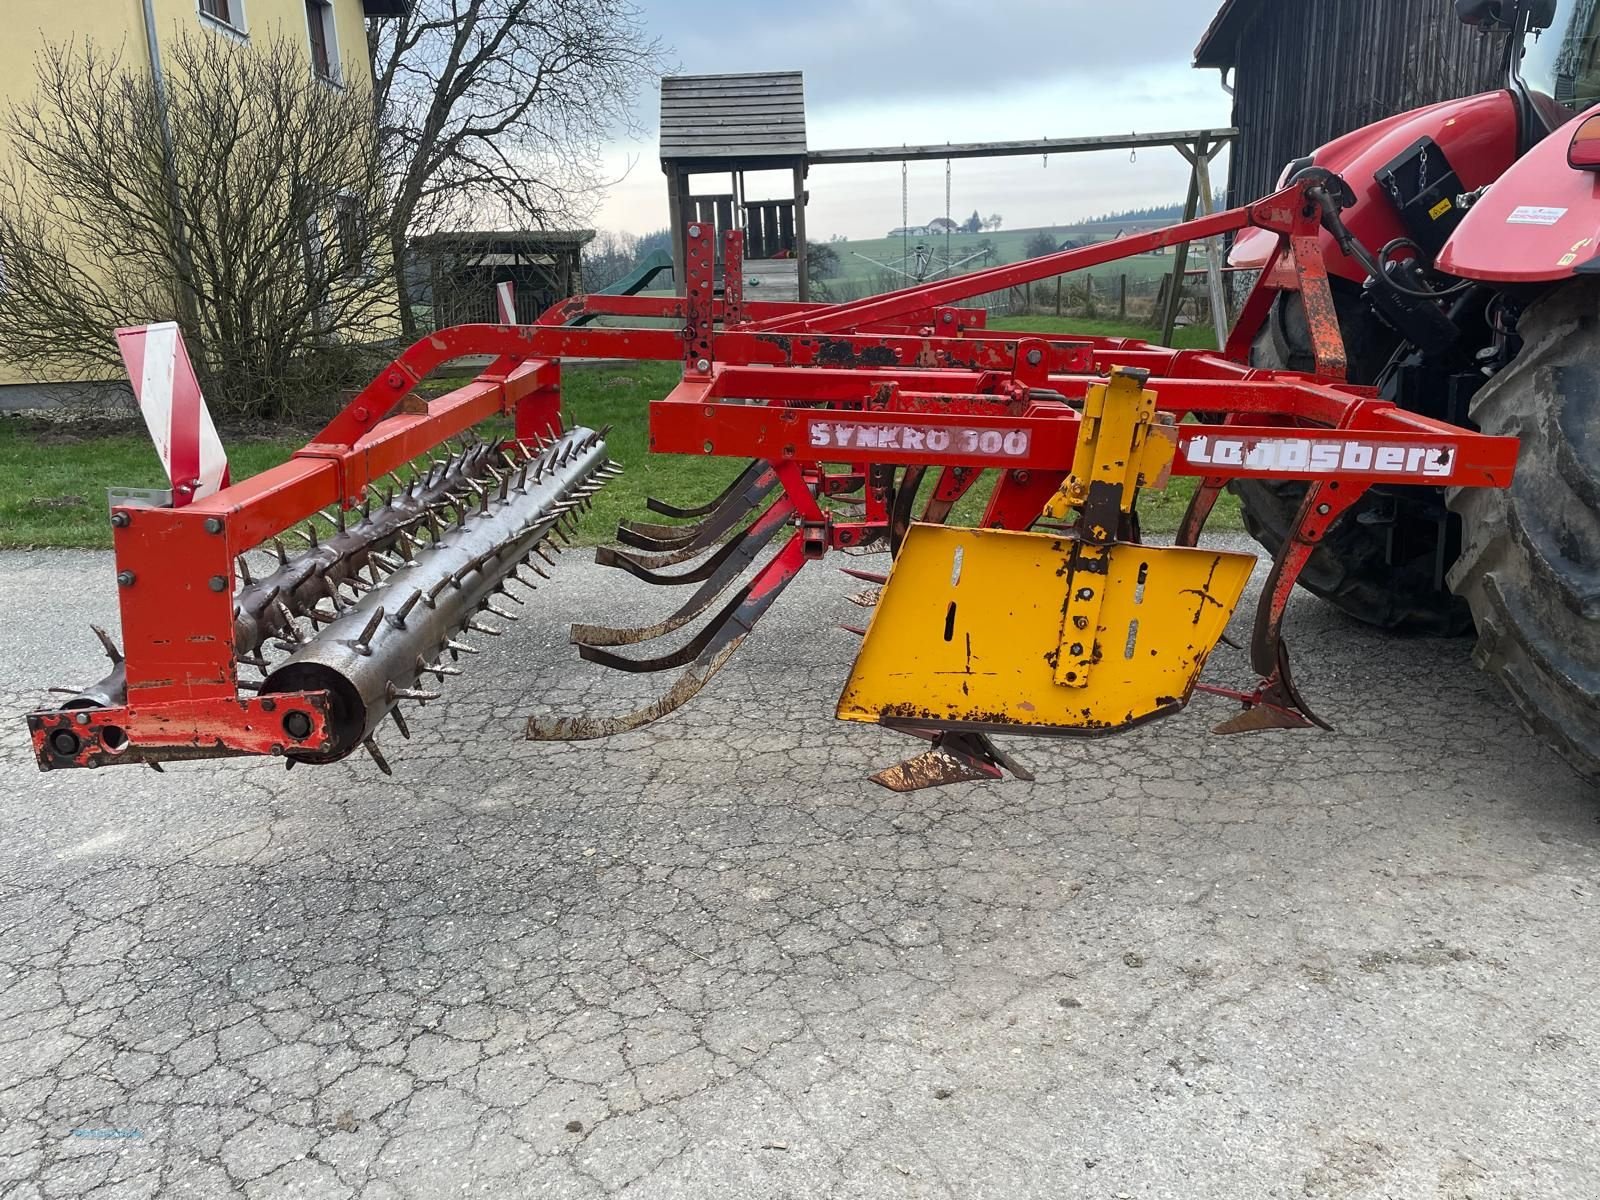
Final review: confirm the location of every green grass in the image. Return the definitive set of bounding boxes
[0,325,1240,547]
[557,362,745,544]
[0,362,740,550]
[0,423,309,548]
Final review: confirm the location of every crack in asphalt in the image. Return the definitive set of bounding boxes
[0,540,1597,1198]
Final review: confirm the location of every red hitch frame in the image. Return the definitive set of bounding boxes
[27,179,1519,772]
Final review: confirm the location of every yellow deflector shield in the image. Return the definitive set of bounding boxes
[837,526,1256,735]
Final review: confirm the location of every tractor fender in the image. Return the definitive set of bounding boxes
[1438,104,1600,283]
[1230,91,1521,286]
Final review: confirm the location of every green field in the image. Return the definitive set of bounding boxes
[812,222,1209,305]
[820,225,1184,290]
[0,316,1236,549]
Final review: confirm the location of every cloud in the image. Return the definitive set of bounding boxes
[591,1,1235,237]
[656,0,1224,112]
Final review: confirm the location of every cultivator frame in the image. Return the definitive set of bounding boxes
[27,177,1520,783]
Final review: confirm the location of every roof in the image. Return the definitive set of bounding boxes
[660,72,807,164]
[1194,0,1264,69]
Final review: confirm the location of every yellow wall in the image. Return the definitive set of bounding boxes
[0,0,378,387]
[2,0,373,93]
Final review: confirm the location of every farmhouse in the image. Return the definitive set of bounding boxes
[0,0,404,405]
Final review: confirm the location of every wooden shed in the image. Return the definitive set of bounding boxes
[660,71,810,301]
[409,230,594,329]
[1195,0,1505,207]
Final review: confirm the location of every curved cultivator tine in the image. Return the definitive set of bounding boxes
[578,583,761,673]
[573,499,796,646]
[593,497,794,588]
[527,534,807,741]
[644,459,767,519]
[527,642,750,741]
[889,465,926,557]
[1209,639,1333,734]
[615,517,707,541]
[597,538,724,571]
[613,466,779,552]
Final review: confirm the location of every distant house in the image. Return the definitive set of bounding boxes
[1114,228,1168,256]
[927,217,960,234]
[888,226,930,238]
[1195,0,1503,206]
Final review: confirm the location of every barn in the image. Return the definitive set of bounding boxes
[1195,0,1506,207]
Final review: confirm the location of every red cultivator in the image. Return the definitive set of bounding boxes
[26,176,1519,788]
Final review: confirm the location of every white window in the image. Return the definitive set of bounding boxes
[197,0,247,37]
[305,0,340,84]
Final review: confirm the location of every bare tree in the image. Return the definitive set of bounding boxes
[368,0,666,335]
[0,36,394,421]
[581,229,641,292]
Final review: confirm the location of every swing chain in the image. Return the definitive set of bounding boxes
[945,154,952,266]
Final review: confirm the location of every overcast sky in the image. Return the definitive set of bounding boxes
[590,0,1235,240]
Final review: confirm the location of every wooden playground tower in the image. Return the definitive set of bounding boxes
[660,72,811,303]
[660,71,1238,341]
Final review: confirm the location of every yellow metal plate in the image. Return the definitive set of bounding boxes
[836,526,1256,735]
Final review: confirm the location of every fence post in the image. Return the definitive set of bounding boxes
[1118,274,1128,320]
[1055,276,1062,317]
[1086,274,1095,318]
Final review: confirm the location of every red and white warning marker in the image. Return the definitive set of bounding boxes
[115,322,229,507]
[496,280,516,325]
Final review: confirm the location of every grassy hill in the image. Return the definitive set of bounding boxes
[814,221,1211,298]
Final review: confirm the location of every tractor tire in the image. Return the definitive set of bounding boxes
[1446,279,1600,785]
[1232,290,1474,635]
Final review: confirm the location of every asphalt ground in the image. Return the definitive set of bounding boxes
[1,536,1597,1199]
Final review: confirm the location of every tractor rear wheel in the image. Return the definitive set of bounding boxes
[1446,279,1600,784]
[1233,290,1474,635]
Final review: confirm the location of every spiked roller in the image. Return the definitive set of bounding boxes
[261,428,609,765]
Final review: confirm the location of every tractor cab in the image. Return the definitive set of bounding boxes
[1461,0,1600,142]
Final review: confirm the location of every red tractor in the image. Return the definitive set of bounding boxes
[1226,0,1600,781]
